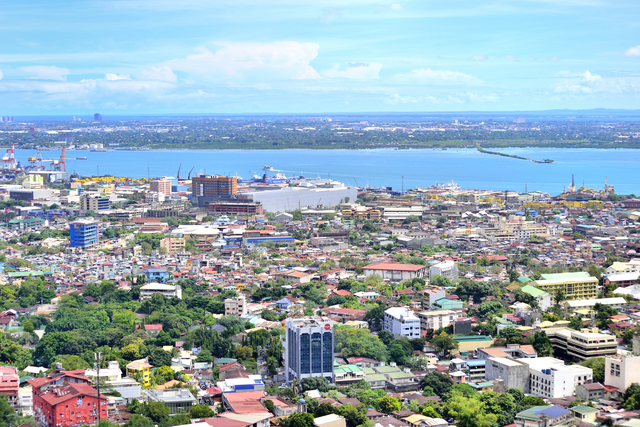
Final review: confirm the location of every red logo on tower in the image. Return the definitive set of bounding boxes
[324,323,331,330]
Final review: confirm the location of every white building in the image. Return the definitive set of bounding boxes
[225,295,247,316]
[416,310,458,331]
[485,356,593,399]
[429,260,458,281]
[139,283,182,301]
[524,357,593,399]
[85,361,142,401]
[383,307,421,339]
[362,263,427,281]
[604,355,640,392]
[354,292,380,300]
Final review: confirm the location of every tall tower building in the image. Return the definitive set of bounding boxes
[190,174,238,207]
[94,113,103,122]
[150,177,172,196]
[285,316,334,384]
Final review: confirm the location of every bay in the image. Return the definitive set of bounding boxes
[10,147,640,195]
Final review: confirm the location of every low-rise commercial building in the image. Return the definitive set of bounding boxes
[362,263,427,281]
[139,283,182,300]
[429,260,458,281]
[545,328,617,361]
[144,388,196,414]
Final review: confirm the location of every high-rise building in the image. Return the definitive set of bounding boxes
[150,177,172,196]
[69,219,98,248]
[285,316,334,384]
[191,174,238,207]
[94,113,102,122]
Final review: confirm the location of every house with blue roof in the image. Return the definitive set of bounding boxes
[143,267,170,282]
[276,298,293,310]
[515,405,571,427]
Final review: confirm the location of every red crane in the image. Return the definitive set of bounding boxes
[1,144,17,170]
[51,147,66,172]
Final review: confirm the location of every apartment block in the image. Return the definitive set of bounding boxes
[225,295,247,316]
[532,272,598,300]
[416,309,458,331]
[384,307,421,339]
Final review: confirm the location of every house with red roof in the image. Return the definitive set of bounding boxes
[27,368,107,427]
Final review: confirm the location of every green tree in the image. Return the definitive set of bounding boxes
[420,372,453,398]
[378,396,401,414]
[189,404,214,418]
[334,327,388,361]
[528,331,554,357]
[195,349,214,363]
[283,412,315,427]
[125,415,155,427]
[264,399,275,414]
[580,357,605,383]
[430,332,459,358]
[291,210,303,221]
[444,394,497,427]
[142,401,170,422]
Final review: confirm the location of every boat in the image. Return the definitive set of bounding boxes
[76,157,87,160]
[429,181,461,191]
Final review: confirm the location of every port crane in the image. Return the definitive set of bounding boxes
[0,144,18,170]
[50,147,66,172]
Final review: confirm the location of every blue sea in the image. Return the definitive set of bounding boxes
[10,147,640,195]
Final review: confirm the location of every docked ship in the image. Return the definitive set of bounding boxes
[428,181,461,191]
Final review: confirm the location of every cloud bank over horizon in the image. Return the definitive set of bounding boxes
[1,0,639,114]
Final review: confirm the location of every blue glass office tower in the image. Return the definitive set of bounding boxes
[69,219,98,248]
[285,316,334,384]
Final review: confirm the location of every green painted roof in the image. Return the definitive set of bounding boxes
[334,364,363,374]
[8,271,44,277]
[518,276,532,283]
[570,406,598,414]
[453,335,493,342]
[521,284,549,298]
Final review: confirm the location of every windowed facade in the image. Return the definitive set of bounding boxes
[285,317,334,384]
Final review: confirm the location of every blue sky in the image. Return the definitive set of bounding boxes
[1,0,640,114]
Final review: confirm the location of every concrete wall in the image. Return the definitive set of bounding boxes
[485,358,529,391]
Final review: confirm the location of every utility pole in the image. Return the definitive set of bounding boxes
[95,352,103,424]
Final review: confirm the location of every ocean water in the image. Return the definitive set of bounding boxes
[10,147,640,195]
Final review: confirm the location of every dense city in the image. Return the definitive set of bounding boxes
[1,114,640,150]
[1,162,640,427]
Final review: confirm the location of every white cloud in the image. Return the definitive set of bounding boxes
[555,70,640,94]
[505,55,520,62]
[19,65,69,81]
[390,3,404,11]
[624,45,640,57]
[105,73,131,81]
[168,41,321,82]
[0,71,2,80]
[140,65,178,83]
[393,68,482,85]
[471,55,488,61]
[323,63,382,79]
